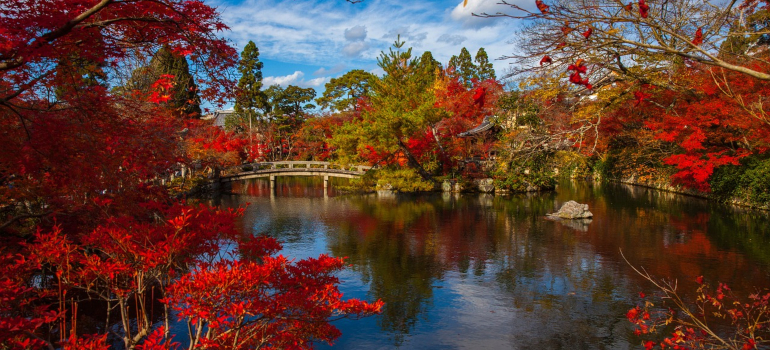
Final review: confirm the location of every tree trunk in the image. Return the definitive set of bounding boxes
[398,139,432,181]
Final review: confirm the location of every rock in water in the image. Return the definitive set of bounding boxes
[547,200,593,219]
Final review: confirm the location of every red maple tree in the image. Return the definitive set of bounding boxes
[432,74,503,175]
[0,1,382,349]
[643,63,770,191]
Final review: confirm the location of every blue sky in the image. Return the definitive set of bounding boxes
[211,0,528,95]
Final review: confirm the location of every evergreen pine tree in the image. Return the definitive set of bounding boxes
[417,51,443,83]
[268,85,316,133]
[474,47,496,81]
[233,41,269,129]
[332,36,442,180]
[124,46,201,117]
[316,69,375,112]
[448,47,477,87]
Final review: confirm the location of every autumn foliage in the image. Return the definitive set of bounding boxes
[628,274,769,349]
[589,62,770,192]
[646,64,770,192]
[505,53,770,195]
[432,74,503,174]
[1,0,381,349]
[166,253,382,349]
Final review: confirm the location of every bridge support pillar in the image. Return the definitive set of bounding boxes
[323,175,329,190]
[269,175,276,190]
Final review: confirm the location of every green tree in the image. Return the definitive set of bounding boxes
[332,36,443,180]
[448,47,477,87]
[54,54,108,99]
[474,47,496,81]
[417,51,443,82]
[233,41,269,130]
[264,84,316,159]
[267,85,316,127]
[316,69,375,112]
[125,45,201,117]
[719,10,770,58]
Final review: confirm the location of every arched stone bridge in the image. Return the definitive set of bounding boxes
[218,161,373,189]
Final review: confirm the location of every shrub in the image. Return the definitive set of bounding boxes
[493,154,557,192]
[738,157,770,206]
[710,155,770,207]
[375,168,435,192]
[552,150,591,178]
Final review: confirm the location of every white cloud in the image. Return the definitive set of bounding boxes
[450,0,511,28]
[307,77,329,87]
[342,41,370,57]
[437,33,467,45]
[313,63,347,76]
[381,26,427,45]
[263,71,329,88]
[214,0,522,77]
[263,71,304,86]
[411,31,428,43]
[344,25,368,41]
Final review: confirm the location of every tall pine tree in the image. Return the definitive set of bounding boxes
[316,69,375,112]
[267,84,316,133]
[474,48,496,81]
[125,46,201,117]
[233,41,269,129]
[417,51,443,85]
[332,37,442,180]
[448,47,477,87]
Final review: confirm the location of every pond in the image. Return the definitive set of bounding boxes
[215,178,770,349]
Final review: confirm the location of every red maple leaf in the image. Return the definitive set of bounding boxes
[567,59,588,74]
[634,90,651,105]
[692,27,703,46]
[639,0,650,18]
[473,87,485,104]
[569,72,583,84]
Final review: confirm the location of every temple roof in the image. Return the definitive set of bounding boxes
[457,115,495,137]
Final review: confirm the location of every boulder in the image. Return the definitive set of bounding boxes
[474,178,495,193]
[442,180,453,192]
[547,200,593,219]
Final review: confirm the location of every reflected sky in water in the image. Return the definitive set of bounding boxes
[215,178,770,349]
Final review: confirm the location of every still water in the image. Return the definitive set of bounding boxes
[216,178,770,349]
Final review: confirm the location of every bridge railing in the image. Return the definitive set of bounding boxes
[223,161,373,176]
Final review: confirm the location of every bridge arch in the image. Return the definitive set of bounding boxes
[218,161,373,189]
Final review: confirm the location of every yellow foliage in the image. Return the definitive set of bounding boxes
[432,71,449,94]
[519,75,563,102]
[570,84,626,123]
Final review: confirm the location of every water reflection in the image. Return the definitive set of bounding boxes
[215,179,770,349]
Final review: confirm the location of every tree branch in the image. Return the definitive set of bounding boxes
[0,211,52,232]
[0,0,114,71]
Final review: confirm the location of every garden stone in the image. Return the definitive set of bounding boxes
[547,200,593,219]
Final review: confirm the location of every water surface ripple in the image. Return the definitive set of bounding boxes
[216,178,770,349]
